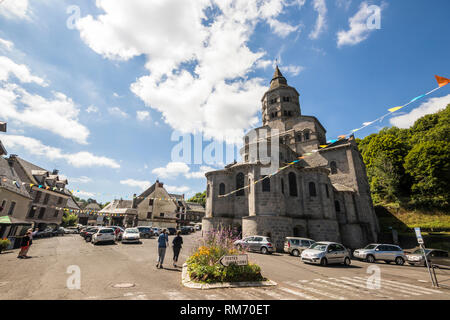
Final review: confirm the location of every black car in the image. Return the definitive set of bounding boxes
[180,226,190,235]
[35,228,53,238]
[84,227,99,242]
[167,228,177,235]
[51,227,65,237]
[137,227,154,239]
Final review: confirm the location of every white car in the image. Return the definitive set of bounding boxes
[122,228,141,244]
[92,228,116,245]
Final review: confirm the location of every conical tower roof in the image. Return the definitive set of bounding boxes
[270,65,288,89]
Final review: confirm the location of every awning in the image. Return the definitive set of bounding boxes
[0,215,32,225]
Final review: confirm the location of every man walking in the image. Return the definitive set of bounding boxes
[172,230,183,267]
[156,228,169,269]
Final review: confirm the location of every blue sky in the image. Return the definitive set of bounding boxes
[0,0,449,203]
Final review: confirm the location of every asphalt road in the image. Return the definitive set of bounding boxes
[0,233,449,300]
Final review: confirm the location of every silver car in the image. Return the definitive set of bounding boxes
[301,242,351,266]
[407,248,449,267]
[353,244,406,265]
[234,236,275,254]
[284,237,315,256]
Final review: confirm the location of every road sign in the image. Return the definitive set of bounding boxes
[219,254,248,267]
[415,227,424,244]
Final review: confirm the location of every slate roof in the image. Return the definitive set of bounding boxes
[84,202,102,210]
[186,202,205,213]
[0,157,31,199]
[66,196,81,210]
[99,199,136,215]
[135,183,156,206]
[332,183,355,192]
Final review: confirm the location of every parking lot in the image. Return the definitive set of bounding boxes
[0,232,449,300]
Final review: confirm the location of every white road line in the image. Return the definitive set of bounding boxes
[204,292,232,300]
[285,281,347,300]
[379,278,443,294]
[165,290,189,300]
[256,289,291,300]
[278,287,319,300]
[344,277,423,296]
[352,277,428,296]
[328,278,402,299]
[308,280,361,297]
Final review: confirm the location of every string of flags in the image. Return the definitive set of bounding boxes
[218,74,450,197]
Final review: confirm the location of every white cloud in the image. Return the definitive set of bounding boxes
[152,162,190,179]
[0,56,47,86]
[0,134,121,169]
[108,106,129,118]
[136,110,150,121]
[86,105,99,113]
[0,38,14,51]
[389,94,450,129]
[337,2,382,47]
[185,166,215,179]
[75,0,299,143]
[309,0,327,39]
[336,0,352,10]
[267,18,300,38]
[280,65,304,76]
[0,0,30,20]
[73,190,96,198]
[165,185,191,194]
[120,179,151,191]
[0,84,90,144]
[69,176,92,184]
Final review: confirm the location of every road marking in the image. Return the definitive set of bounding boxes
[328,278,399,299]
[380,278,442,294]
[352,277,428,296]
[308,280,361,298]
[341,277,422,296]
[278,287,319,300]
[165,290,189,300]
[285,281,347,300]
[255,289,291,300]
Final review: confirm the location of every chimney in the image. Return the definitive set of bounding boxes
[52,169,59,175]
[132,193,137,208]
[0,122,6,132]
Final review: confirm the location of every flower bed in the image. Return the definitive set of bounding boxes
[0,238,11,253]
[186,228,265,284]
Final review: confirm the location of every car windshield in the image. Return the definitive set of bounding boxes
[310,243,327,251]
[126,229,138,233]
[412,249,431,255]
[364,244,378,249]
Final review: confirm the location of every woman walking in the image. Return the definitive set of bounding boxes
[156,229,169,269]
[172,230,183,267]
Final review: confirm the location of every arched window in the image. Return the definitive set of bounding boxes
[309,182,317,197]
[296,134,302,142]
[262,176,270,192]
[304,130,310,140]
[236,173,245,196]
[330,161,337,174]
[219,183,225,196]
[335,200,341,212]
[281,178,285,194]
[289,172,298,196]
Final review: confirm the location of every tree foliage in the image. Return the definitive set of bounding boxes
[188,191,206,207]
[358,104,450,209]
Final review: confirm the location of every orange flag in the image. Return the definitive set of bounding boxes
[435,75,450,88]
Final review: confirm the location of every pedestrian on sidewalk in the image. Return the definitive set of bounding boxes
[172,230,183,267]
[17,229,37,259]
[156,228,169,269]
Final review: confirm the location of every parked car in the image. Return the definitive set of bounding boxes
[137,226,154,238]
[64,227,79,234]
[51,227,65,237]
[187,226,195,233]
[301,242,352,266]
[152,227,162,235]
[407,248,449,267]
[84,227,100,242]
[180,226,190,235]
[122,228,141,244]
[284,237,315,256]
[80,227,97,239]
[195,224,202,231]
[92,228,116,245]
[353,244,406,265]
[35,228,53,238]
[167,227,177,235]
[109,226,124,241]
[234,236,274,254]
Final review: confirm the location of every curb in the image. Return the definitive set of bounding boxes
[181,263,277,290]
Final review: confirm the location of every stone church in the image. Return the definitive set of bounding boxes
[203,66,379,251]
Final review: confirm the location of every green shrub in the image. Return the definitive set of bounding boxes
[0,238,11,251]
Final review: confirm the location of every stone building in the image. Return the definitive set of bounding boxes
[203,67,379,251]
[7,155,71,230]
[99,199,137,228]
[133,180,178,228]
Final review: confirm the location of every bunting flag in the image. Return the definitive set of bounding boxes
[436,75,450,88]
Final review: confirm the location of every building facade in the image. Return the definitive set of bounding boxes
[203,67,379,251]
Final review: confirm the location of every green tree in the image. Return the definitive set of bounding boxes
[61,213,78,227]
[188,191,206,207]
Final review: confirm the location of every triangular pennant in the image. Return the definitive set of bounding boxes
[388,106,403,113]
[435,75,450,88]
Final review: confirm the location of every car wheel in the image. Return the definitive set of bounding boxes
[366,255,375,263]
[292,249,300,257]
[320,258,328,267]
[344,257,351,266]
[261,247,268,255]
[395,257,405,266]
[85,236,91,242]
